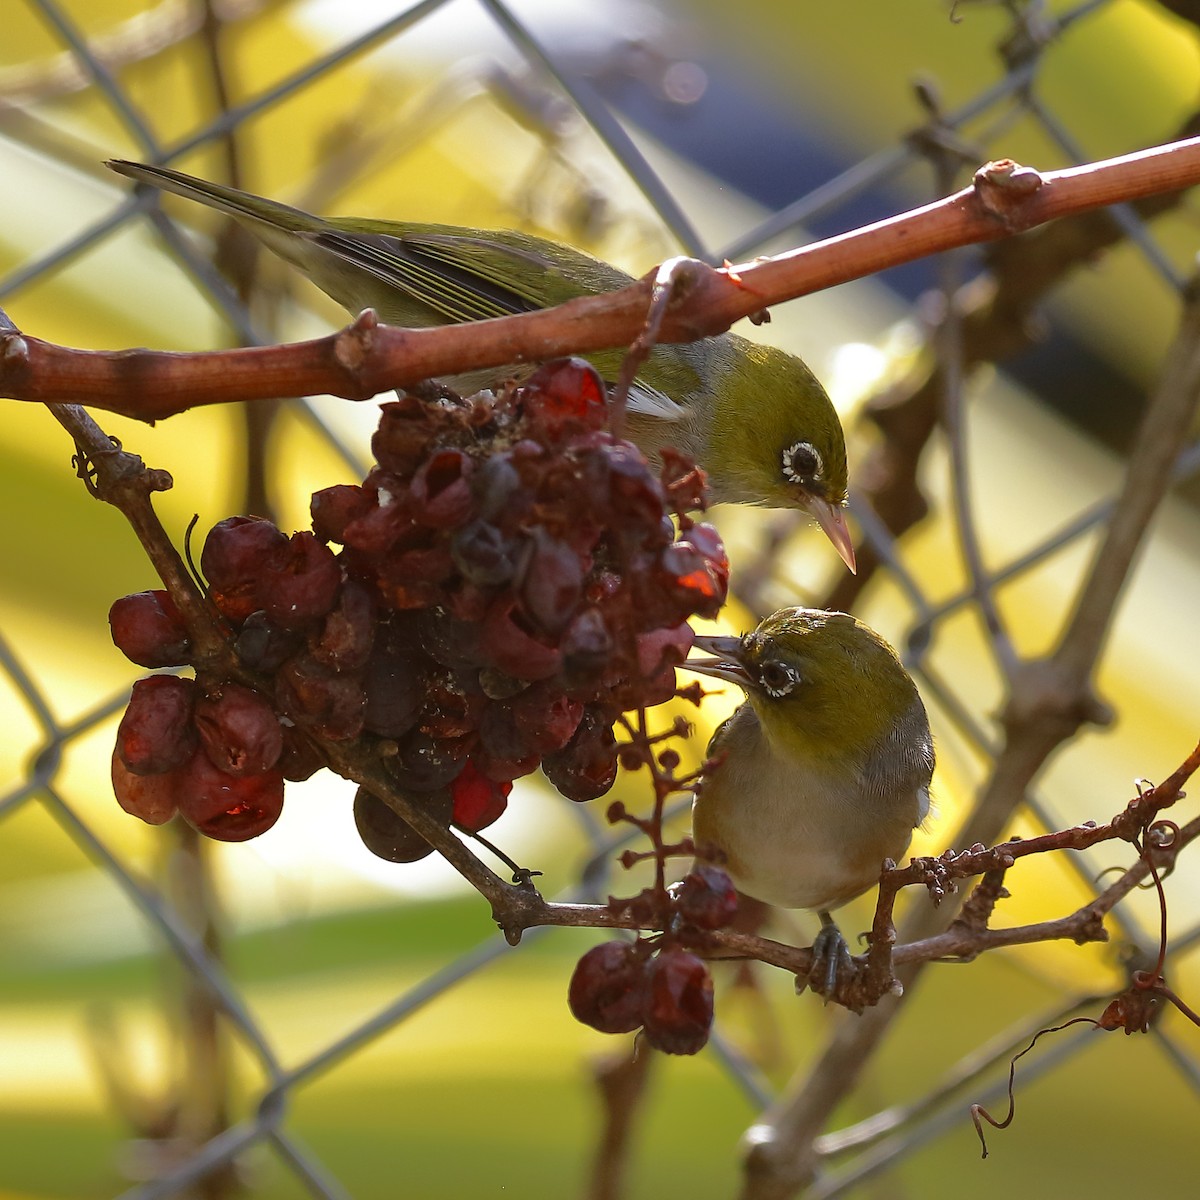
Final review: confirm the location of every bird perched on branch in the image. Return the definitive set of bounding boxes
[686,606,934,992]
[106,159,855,570]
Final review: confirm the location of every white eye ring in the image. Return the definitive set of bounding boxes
[782,440,822,485]
[757,660,800,698]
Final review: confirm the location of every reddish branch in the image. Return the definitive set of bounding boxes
[3,139,1200,418]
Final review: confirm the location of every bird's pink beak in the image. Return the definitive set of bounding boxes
[807,498,856,574]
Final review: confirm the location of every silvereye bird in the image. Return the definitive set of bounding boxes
[106,159,855,570]
[686,607,934,989]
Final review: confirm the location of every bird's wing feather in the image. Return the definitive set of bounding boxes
[313,228,690,422]
[311,230,545,323]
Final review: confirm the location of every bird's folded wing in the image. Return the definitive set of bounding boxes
[312,230,542,323]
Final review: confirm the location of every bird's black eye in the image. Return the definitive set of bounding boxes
[781,440,822,486]
[756,659,799,698]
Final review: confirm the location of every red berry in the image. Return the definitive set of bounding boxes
[659,533,728,621]
[193,681,283,776]
[605,444,667,530]
[472,748,542,782]
[421,670,485,739]
[201,516,287,623]
[342,473,415,556]
[642,948,714,1055]
[674,864,739,930]
[635,622,695,677]
[116,675,198,775]
[509,684,583,757]
[108,590,191,668]
[481,598,561,681]
[111,748,178,825]
[478,699,536,765]
[311,484,372,544]
[521,357,608,440]
[560,607,613,678]
[173,749,284,841]
[261,532,342,631]
[377,540,456,608]
[416,606,488,671]
[410,448,475,528]
[450,760,512,833]
[515,529,584,636]
[567,941,648,1034]
[542,708,618,802]
[372,395,454,478]
[309,580,376,672]
[275,652,365,740]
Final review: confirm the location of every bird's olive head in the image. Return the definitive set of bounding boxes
[707,342,854,571]
[687,607,920,759]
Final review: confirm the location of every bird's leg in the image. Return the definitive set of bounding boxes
[809,911,855,1001]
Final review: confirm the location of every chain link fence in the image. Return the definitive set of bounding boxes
[2,1,1199,1197]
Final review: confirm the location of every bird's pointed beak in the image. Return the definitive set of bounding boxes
[806,498,857,574]
[686,634,750,688]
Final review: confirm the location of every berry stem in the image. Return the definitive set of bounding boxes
[49,403,230,666]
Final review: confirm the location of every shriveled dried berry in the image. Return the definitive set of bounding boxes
[362,643,426,738]
[642,948,714,1055]
[410,448,474,527]
[278,727,325,782]
[568,941,648,1034]
[175,750,285,842]
[193,681,283,776]
[261,532,342,631]
[542,708,618,802]
[234,611,301,673]
[311,483,372,544]
[309,579,376,671]
[674,864,739,930]
[521,357,608,441]
[116,675,197,775]
[111,748,179,825]
[201,516,287,623]
[275,652,365,740]
[387,729,471,793]
[109,590,191,668]
[451,520,518,587]
[481,598,561,681]
[515,529,584,636]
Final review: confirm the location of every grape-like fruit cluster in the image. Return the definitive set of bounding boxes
[566,865,738,1054]
[569,940,715,1055]
[108,359,729,858]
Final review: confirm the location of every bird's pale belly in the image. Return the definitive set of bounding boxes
[691,754,918,912]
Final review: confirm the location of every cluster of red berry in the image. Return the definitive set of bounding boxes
[567,864,738,1054]
[108,359,730,865]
